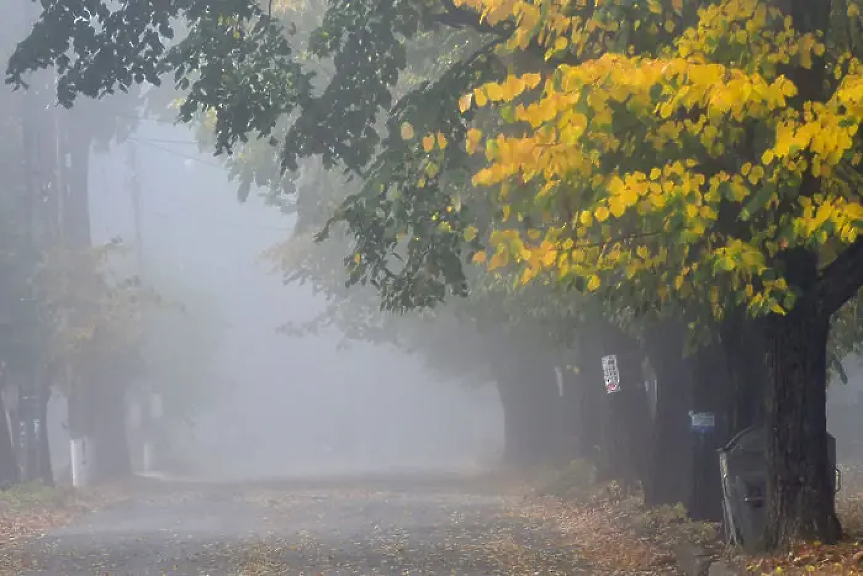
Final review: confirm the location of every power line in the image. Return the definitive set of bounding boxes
[141,205,294,233]
[128,136,200,146]
[129,138,223,168]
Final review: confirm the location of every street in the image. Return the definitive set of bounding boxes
[9,474,589,575]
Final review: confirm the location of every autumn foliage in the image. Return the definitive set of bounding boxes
[436,0,863,322]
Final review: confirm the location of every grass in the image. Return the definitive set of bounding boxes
[0,483,72,514]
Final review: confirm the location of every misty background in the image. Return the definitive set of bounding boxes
[43,118,504,482]
[33,113,863,481]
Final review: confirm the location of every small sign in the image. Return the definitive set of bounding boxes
[690,411,716,433]
[601,355,620,394]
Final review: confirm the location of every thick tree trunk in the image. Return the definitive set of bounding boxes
[576,322,651,492]
[496,362,566,468]
[36,387,53,486]
[764,300,841,547]
[720,312,766,435]
[688,342,727,521]
[643,322,692,507]
[603,385,651,495]
[575,336,613,477]
[0,391,19,488]
[643,368,690,506]
[88,380,131,482]
[565,363,604,462]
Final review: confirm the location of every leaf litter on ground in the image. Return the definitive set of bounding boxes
[739,462,863,575]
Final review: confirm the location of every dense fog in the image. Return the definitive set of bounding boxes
[41,119,503,482]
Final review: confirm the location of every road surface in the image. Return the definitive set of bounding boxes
[10,474,592,575]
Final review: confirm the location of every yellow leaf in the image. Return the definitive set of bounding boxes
[587,275,601,291]
[437,132,448,149]
[609,196,626,217]
[400,122,415,140]
[540,248,557,267]
[458,93,473,113]
[466,128,482,154]
[523,73,542,89]
[474,88,488,107]
[463,226,478,242]
[488,250,508,270]
[595,206,610,222]
[485,83,504,101]
[422,135,435,152]
[472,250,487,264]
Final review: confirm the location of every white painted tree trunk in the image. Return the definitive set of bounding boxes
[69,437,89,488]
[143,441,154,474]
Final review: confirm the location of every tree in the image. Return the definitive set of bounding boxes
[445,0,863,546]
[136,271,229,472]
[3,0,672,498]
[36,242,159,480]
[13,0,863,547]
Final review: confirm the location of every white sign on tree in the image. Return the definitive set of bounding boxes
[601,355,621,394]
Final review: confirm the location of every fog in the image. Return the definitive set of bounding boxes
[45,118,504,482]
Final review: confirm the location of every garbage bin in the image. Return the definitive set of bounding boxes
[718,426,838,552]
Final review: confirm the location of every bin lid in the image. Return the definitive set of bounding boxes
[718,425,836,458]
[718,425,765,456]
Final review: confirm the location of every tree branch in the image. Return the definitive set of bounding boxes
[431,0,513,36]
[817,236,863,316]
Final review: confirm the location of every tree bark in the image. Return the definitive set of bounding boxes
[764,298,841,547]
[603,384,651,495]
[36,386,53,486]
[643,322,692,507]
[688,342,727,522]
[720,312,766,435]
[88,379,132,482]
[565,362,604,463]
[0,391,19,488]
[496,361,566,468]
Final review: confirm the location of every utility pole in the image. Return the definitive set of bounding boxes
[127,141,158,474]
[128,142,144,272]
[18,5,43,483]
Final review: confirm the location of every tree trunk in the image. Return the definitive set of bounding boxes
[643,322,692,507]
[577,322,650,491]
[88,380,131,482]
[0,391,19,488]
[36,386,53,486]
[603,385,651,495]
[764,300,841,548]
[720,312,766,435]
[563,362,604,462]
[688,342,727,522]
[496,362,565,468]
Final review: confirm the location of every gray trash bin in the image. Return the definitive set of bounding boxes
[718,426,838,552]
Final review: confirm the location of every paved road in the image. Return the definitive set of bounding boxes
[12,474,589,575]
